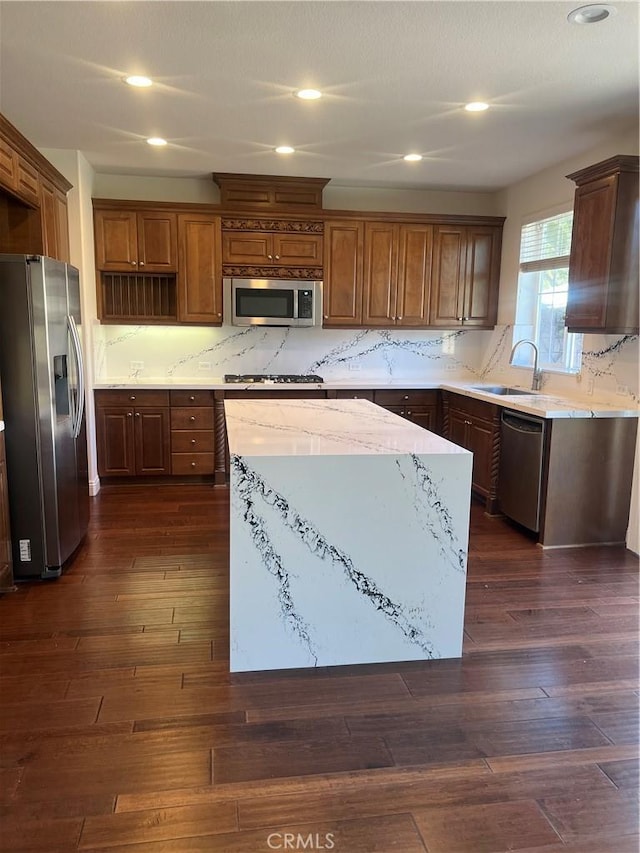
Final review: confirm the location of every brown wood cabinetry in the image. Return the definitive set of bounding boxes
[221,218,323,279]
[430,225,502,328]
[170,390,215,476]
[0,112,72,262]
[442,391,500,511]
[94,209,177,272]
[177,213,223,324]
[95,390,170,477]
[363,223,432,326]
[212,173,329,212]
[565,155,639,334]
[323,220,364,325]
[374,389,440,432]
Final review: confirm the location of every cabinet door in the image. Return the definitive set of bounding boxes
[134,408,171,475]
[466,417,494,495]
[96,407,135,476]
[0,433,13,586]
[137,212,177,272]
[463,226,500,327]
[363,222,397,325]
[95,211,138,271]
[0,138,17,192]
[565,175,617,330]
[430,226,466,326]
[323,220,364,325]
[272,233,323,266]
[447,408,469,449]
[396,224,432,326]
[15,156,39,206]
[178,214,222,323]
[222,232,271,264]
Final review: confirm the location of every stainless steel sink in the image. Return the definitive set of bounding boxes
[470,385,536,396]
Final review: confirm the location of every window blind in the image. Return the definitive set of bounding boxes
[519,211,573,273]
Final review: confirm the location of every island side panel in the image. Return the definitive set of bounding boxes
[229,451,472,672]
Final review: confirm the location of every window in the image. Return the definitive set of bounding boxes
[513,209,582,373]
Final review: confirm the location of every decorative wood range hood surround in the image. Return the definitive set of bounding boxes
[211,172,330,212]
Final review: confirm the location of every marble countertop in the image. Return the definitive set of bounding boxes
[224,398,471,457]
[93,376,640,419]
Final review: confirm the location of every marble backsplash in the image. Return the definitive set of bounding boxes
[93,322,638,401]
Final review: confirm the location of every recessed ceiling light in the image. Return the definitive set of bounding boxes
[146,137,167,146]
[403,154,423,162]
[275,146,295,154]
[567,3,616,23]
[295,89,322,100]
[464,102,489,112]
[124,75,153,88]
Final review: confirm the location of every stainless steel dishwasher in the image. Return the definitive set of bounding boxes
[498,410,547,532]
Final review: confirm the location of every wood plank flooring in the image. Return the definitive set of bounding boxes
[0,483,638,852]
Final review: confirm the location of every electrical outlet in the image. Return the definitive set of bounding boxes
[198,362,212,371]
[130,361,144,371]
[586,378,594,396]
[445,364,457,371]
[616,384,629,396]
[348,362,361,371]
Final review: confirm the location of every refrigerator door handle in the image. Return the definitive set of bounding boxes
[67,314,85,440]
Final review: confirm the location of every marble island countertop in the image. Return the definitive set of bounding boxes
[93,376,640,419]
[225,398,470,457]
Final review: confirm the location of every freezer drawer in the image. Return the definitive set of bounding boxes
[498,410,546,532]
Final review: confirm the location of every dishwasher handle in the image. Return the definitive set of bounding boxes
[501,411,545,434]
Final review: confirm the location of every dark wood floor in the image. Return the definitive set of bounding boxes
[0,484,638,852]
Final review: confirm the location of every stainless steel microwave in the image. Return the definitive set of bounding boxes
[224,278,322,327]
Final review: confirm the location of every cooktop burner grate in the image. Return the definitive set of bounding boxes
[224,374,324,384]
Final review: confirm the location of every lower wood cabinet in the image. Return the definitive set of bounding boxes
[442,391,500,511]
[170,390,215,475]
[95,390,171,477]
[0,412,13,588]
[329,388,440,433]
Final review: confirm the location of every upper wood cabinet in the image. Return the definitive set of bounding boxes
[0,112,72,262]
[177,213,223,324]
[430,224,502,328]
[565,155,639,334]
[222,229,322,268]
[362,222,432,326]
[323,220,364,325]
[94,209,178,272]
[212,173,329,212]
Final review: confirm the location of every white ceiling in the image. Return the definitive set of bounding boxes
[0,1,638,192]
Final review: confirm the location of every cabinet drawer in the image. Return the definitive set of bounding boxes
[95,389,170,407]
[445,392,497,422]
[334,390,375,401]
[374,389,438,406]
[170,390,215,407]
[171,452,215,475]
[171,431,214,453]
[170,407,214,430]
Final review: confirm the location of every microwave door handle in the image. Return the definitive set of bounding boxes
[292,289,299,320]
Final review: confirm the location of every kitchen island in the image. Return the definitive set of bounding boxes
[225,398,472,672]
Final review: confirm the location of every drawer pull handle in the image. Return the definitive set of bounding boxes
[189,395,195,401]
[129,395,136,401]
[189,416,196,422]
[191,439,196,445]
[191,461,196,468]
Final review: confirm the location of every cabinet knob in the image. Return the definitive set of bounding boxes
[457,316,463,322]
[354,395,359,399]
[323,315,329,319]
[189,416,196,422]
[403,395,409,400]
[397,316,402,320]
[189,395,195,401]
[135,412,140,418]
[217,313,222,318]
[407,410,412,416]
[131,261,137,266]
[275,254,280,260]
[191,439,196,445]
[129,395,136,401]
[127,412,132,417]
[267,254,273,260]
[191,461,196,468]
[139,261,145,267]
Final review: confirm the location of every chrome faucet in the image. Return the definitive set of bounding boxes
[509,340,543,391]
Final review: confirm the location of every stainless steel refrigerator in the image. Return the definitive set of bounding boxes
[0,255,89,579]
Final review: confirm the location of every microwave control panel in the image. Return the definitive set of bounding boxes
[298,289,313,319]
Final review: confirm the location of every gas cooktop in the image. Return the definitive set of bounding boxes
[224,374,324,384]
